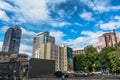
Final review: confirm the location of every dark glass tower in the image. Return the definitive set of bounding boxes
[2,25,22,54]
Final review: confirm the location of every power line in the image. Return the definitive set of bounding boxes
[90,0,100,14]
[67,36,101,46]
[90,0,104,21]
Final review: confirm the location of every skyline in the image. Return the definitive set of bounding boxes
[0,0,120,57]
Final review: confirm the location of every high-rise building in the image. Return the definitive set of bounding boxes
[97,32,120,52]
[33,32,55,57]
[34,43,73,72]
[2,25,22,54]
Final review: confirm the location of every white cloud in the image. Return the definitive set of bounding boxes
[68,31,104,48]
[79,0,120,13]
[51,21,71,27]
[58,22,71,27]
[48,0,66,4]
[71,29,76,33]
[50,30,66,44]
[100,21,120,30]
[0,0,67,29]
[50,30,104,49]
[20,27,36,58]
[9,0,66,26]
[79,11,94,21]
[21,27,36,37]
[81,31,104,38]
[57,9,66,18]
[0,26,9,33]
[0,0,14,11]
[115,16,120,20]
[13,0,50,23]
[19,44,32,57]
[74,22,83,26]
[0,42,3,51]
[0,10,10,22]
[20,27,37,50]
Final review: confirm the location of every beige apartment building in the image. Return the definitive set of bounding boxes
[73,48,85,57]
[34,43,73,72]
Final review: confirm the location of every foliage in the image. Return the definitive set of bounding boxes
[73,45,120,72]
[108,51,120,72]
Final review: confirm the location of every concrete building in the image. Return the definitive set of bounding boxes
[28,58,55,78]
[33,32,55,58]
[34,43,73,72]
[60,45,73,72]
[0,51,28,63]
[0,51,11,63]
[2,25,22,54]
[97,32,120,52]
[0,51,29,79]
[73,48,85,57]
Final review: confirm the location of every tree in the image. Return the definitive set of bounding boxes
[108,51,120,72]
[84,45,97,54]
[73,54,86,71]
[99,46,116,71]
[73,45,120,72]
[84,45,98,71]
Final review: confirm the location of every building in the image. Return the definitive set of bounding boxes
[2,25,22,54]
[33,32,55,57]
[97,32,120,52]
[0,51,11,63]
[28,58,55,78]
[0,51,29,79]
[60,45,73,72]
[34,43,73,72]
[73,48,85,57]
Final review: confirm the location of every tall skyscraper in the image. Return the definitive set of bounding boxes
[33,32,55,57]
[2,25,22,54]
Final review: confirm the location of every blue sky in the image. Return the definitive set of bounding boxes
[0,0,120,57]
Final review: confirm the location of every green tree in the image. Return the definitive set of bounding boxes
[84,45,97,54]
[99,46,116,71]
[74,54,86,71]
[108,51,120,72]
[84,45,98,71]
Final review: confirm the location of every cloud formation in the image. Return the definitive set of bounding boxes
[80,0,120,13]
[0,42,3,51]
[0,26,9,33]
[99,16,120,30]
[0,10,9,22]
[79,11,95,21]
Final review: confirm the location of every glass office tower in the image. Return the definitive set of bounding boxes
[2,25,22,54]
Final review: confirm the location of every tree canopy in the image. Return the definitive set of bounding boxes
[73,44,120,72]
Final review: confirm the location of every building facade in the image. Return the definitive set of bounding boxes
[0,51,29,79]
[2,25,22,54]
[34,43,73,72]
[28,58,55,78]
[73,48,85,57]
[97,32,120,52]
[33,32,55,57]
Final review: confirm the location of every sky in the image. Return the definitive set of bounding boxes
[0,0,120,57]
